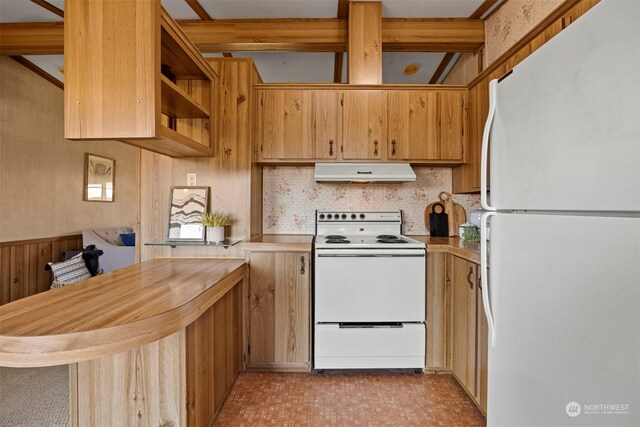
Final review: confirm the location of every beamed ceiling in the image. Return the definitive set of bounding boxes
[0,0,503,85]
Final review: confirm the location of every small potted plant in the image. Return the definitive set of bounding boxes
[200,212,234,244]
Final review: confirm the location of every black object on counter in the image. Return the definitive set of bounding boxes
[429,203,449,237]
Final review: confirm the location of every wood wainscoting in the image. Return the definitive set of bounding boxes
[0,235,82,306]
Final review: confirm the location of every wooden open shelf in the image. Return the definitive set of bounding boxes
[161,75,210,118]
[65,2,217,157]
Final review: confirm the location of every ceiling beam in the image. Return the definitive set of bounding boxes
[429,52,456,84]
[185,0,211,20]
[183,0,233,58]
[30,0,64,19]
[428,0,499,84]
[348,1,382,84]
[0,18,484,55]
[333,0,349,83]
[10,56,64,89]
[0,22,64,55]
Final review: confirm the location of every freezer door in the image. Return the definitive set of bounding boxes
[487,0,640,212]
[486,213,640,426]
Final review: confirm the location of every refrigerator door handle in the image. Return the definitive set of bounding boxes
[481,211,496,346]
[481,79,498,212]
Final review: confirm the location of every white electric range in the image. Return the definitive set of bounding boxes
[313,210,426,370]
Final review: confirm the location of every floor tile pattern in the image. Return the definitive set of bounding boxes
[214,371,486,426]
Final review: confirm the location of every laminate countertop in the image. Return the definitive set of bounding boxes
[241,234,314,252]
[241,234,479,264]
[409,236,480,264]
[0,258,246,368]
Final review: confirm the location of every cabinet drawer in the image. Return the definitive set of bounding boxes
[314,323,425,369]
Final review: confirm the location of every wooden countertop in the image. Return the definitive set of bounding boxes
[241,234,314,252]
[0,258,246,368]
[409,236,480,264]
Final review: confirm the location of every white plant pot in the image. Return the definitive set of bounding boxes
[206,226,225,243]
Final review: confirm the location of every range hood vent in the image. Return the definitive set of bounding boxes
[314,163,416,183]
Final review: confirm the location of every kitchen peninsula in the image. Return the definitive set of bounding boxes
[0,258,246,426]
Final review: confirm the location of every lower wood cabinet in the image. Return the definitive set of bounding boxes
[450,255,478,394]
[475,268,489,412]
[247,251,311,371]
[426,252,487,414]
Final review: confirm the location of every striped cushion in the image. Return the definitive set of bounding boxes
[48,253,91,288]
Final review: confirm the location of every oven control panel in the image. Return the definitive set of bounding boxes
[316,210,402,222]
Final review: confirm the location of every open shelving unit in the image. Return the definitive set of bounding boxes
[65,2,217,158]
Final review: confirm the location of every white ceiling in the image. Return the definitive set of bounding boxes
[23,55,65,82]
[0,0,62,22]
[3,0,487,84]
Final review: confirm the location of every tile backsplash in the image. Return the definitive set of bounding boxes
[263,166,480,235]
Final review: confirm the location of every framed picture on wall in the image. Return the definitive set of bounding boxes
[84,153,115,202]
[168,186,209,241]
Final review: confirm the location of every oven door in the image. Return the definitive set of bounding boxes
[314,248,425,322]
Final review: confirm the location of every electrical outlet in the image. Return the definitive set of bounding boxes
[187,173,197,186]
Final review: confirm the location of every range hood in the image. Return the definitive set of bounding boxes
[314,163,416,183]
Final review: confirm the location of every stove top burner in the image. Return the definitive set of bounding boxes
[377,238,409,244]
[377,235,399,240]
[326,239,350,244]
[325,235,347,240]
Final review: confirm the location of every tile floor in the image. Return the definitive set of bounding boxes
[214,371,486,426]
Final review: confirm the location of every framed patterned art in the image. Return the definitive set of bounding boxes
[167,186,209,241]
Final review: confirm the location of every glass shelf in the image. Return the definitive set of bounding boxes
[144,239,241,249]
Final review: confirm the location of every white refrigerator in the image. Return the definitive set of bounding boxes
[479,1,640,426]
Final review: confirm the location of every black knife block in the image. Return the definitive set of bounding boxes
[429,203,449,237]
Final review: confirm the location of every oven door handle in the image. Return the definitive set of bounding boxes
[317,254,425,258]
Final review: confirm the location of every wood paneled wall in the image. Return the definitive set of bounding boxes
[139,58,262,261]
[0,235,82,305]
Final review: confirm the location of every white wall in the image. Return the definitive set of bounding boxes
[0,57,139,242]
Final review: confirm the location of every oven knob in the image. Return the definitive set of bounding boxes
[360,213,366,219]
[351,214,356,219]
[319,214,325,220]
[327,214,333,219]
[341,214,347,219]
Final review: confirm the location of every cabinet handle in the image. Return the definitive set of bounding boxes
[329,140,334,156]
[467,266,474,289]
[391,139,397,156]
[477,273,482,291]
[374,140,379,156]
[300,256,305,275]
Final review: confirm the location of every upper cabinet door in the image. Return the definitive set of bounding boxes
[342,91,386,160]
[439,91,465,161]
[313,91,342,160]
[387,91,438,161]
[259,90,314,159]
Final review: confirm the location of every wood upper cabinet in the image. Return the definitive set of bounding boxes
[387,90,465,161]
[257,90,341,160]
[439,91,465,161]
[342,91,387,160]
[313,91,342,160]
[387,91,438,160]
[258,90,314,159]
[256,87,465,164]
[449,255,477,394]
[65,2,217,157]
[248,251,311,371]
